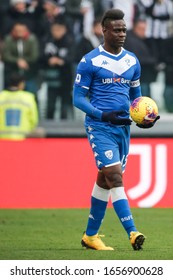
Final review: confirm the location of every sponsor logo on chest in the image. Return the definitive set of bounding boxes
[102,77,131,84]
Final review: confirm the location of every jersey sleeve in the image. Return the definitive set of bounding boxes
[73,56,103,120]
[74,56,93,89]
[129,57,142,102]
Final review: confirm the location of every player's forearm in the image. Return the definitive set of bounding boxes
[73,85,102,120]
[129,86,142,103]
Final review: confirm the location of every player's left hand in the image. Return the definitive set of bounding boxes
[136,115,160,129]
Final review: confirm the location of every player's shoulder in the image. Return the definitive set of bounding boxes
[0,90,35,102]
[0,90,8,99]
[19,91,36,102]
[77,46,101,71]
[123,48,139,60]
[86,46,101,59]
[122,48,141,69]
[80,46,102,63]
[0,90,17,99]
[0,90,7,95]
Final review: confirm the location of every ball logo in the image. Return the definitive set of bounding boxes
[127,144,167,207]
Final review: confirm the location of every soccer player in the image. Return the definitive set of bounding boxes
[73,9,160,250]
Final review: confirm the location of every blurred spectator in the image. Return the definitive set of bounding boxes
[1,22,40,103]
[124,16,158,97]
[0,0,10,13]
[92,0,105,18]
[0,73,41,140]
[70,0,104,38]
[40,18,74,119]
[37,0,66,43]
[134,0,151,19]
[136,0,173,62]
[81,0,95,37]
[0,0,39,39]
[162,37,173,112]
[27,0,44,13]
[74,17,103,63]
[65,0,104,40]
[65,0,85,40]
[0,0,10,39]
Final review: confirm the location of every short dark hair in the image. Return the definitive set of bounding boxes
[7,73,25,88]
[101,9,125,27]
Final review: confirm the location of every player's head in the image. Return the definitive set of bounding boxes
[7,73,25,90]
[101,9,127,51]
[101,9,125,27]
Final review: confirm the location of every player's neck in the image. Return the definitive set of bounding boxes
[102,43,122,55]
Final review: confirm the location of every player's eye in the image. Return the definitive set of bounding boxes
[114,29,127,33]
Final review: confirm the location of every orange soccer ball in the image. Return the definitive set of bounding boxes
[130,96,159,125]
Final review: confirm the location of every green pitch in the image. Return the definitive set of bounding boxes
[0,208,172,260]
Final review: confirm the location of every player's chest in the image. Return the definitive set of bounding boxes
[94,66,135,85]
[92,54,136,81]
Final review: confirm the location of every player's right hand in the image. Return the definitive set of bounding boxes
[102,111,132,125]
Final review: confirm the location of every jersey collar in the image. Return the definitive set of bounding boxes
[99,45,124,57]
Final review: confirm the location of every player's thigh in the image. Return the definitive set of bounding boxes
[85,124,121,169]
[116,126,130,173]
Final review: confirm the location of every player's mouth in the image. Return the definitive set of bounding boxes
[119,39,125,43]
[118,40,125,45]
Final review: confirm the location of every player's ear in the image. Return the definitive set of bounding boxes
[102,26,106,33]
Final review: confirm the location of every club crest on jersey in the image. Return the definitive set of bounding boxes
[105,150,113,160]
[125,58,130,66]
